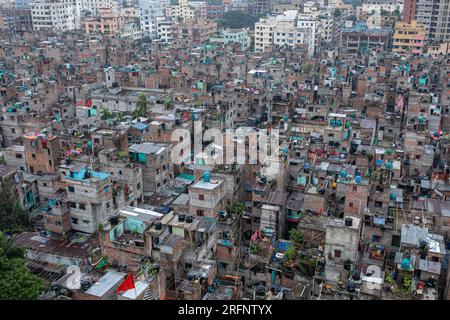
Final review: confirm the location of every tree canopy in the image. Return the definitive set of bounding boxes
[0,232,46,300]
[0,256,46,299]
[218,10,260,29]
[0,183,27,233]
[132,94,149,119]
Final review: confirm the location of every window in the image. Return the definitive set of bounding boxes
[349,202,354,208]
[106,202,110,208]
[15,153,22,159]
[32,153,36,159]
[391,235,400,247]
[71,217,78,224]
[197,210,204,216]
[334,250,341,258]
[372,234,381,242]
[198,194,205,200]
[68,186,74,192]
[79,203,86,210]
[352,186,357,191]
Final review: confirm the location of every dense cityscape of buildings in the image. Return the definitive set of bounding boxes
[0,0,449,301]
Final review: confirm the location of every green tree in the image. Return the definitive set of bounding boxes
[226,202,246,215]
[100,108,112,120]
[285,246,296,261]
[218,10,260,29]
[0,256,46,299]
[0,232,25,259]
[0,184,27,232]
[288,229,303,247]
[115,112,125,123]
[132,94,148,119]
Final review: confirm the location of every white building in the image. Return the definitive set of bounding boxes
[171,0,205,21]
[80,0,117,15]
[209,28,251,50]
[31,0,81,31]
[156,16,173,44]
[254,10,312,56]
[138,0,166,38]
[297,13,320,57]
[318,14,334,44]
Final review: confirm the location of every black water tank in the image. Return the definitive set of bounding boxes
[344,260,352,271]
[178,214,185,222]
[255,284,266,296]
[186,215,193,223]
[154,221,162,230]
[345,217,353,227]
[347,282,356,293]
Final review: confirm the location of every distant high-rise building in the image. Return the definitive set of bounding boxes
[139,0,166,38]
[30,0,81,31]
[403,0,450,42]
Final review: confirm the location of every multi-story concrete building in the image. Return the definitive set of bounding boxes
[80,0,117,15]
[340,21,392,55]
[23,131,59,175]
[98,148,144,208]
[30,0,81,31]
[392,20,426,54]
[138,0,165,38]
[209,28,251,51]
[60,164,115,234]
[128,142,173,194]
[255,10,311,55]
[406,0,450,42]
[2,6,33,32]
[188,172,226,218]
[156,16,173,44]
[297,13,320,57]
[171,0,206,21]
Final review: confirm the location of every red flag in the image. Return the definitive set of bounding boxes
[117,273,135,294]
[86,98,93,107]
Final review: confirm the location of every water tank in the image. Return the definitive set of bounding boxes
[81,279,91,291]
[255,284,266,296]
[178,214,185,222]
[203,171,211,182]
[154,221,162,230]
[355,175,362,184]
[345,217,353,227]
[186,215,193,223]
[351,270,361,281]
[219,211,227,221]
[340,170,347,178]
[343,260,352,271]
[347,282,356,293]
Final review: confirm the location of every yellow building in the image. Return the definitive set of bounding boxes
[392,20,426,55]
